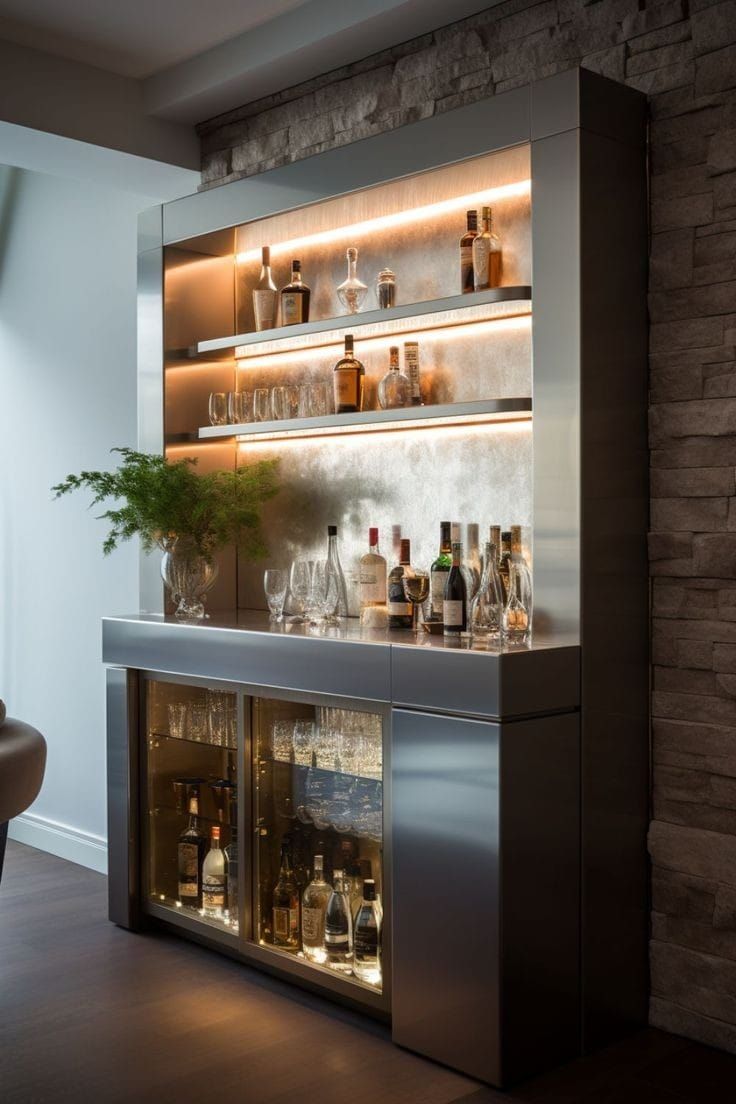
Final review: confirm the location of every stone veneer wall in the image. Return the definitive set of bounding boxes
[198,0,736,1052]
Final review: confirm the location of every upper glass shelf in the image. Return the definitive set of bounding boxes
[194,285,532,359]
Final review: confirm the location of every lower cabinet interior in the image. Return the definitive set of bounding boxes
[144,677,385,1005]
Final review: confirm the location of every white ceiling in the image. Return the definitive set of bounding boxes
[0,0,309,78]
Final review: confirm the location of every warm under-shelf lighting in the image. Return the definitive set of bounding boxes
[235,313,531,369]
[236,412,531,447]
[234,180,532,264]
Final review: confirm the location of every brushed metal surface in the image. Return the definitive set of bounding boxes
[106,667,140,930]
[137,231,165,615]
[163,86,532,244]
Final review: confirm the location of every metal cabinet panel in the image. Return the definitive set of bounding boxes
[106,667,140,930]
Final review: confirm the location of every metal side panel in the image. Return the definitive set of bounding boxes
[391,708,502,1085]
[102,616,391,702]
[106,667,140,930]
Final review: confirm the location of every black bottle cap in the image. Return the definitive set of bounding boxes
[502,530,512,541]
[292,259,301,271]
[328,525,337,536]
[363,879,376,901]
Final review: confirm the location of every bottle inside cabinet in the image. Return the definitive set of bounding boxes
[254,696,384,991]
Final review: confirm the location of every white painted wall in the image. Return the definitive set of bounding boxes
[0,144,197,871]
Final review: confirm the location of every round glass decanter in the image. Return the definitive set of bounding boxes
[377,347,411,409]
[160,536,218,622]
[336,247,367,314]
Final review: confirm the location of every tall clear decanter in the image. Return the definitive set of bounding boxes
[336,247,367,314]
[326,524,349,619]
[469,540,505,648]
[503,532,532,645]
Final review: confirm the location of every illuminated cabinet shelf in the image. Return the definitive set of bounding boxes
[195,285,532,358]
[199,397,532,444]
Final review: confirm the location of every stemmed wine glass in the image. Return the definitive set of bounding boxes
[288,559,313,623]
[263,568,288,622]
[403,570,430,634]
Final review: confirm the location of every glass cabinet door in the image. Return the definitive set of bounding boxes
[253,697,384,992]
[145,678,238,936]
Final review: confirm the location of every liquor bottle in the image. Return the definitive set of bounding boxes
[252,246,278,331]
[324,869,353,973]
[508,525,533,635]
[327,524,349,619]
[387,538,413,630]
[202,825,227,916]
[472,206,502,291]
[466,523,482,599]
[490,525,502,559]
[451,521,475,600]
[272,839,300,949]
[224,827,238,921]
[469,540,505,647]
[359,528,387,610]
[301,854,332,964]
[377,346,411,409]
[353,879,382,986]
[336,247,368,314]
[498,530,513,599]
[403,342,422,406]
[460,210,478,293]
[430,521,452,620]
[333,334,365,414]
[503,558,532,644]
[443,541,467,638]
[280,259,310,325]
[177,792,207,908]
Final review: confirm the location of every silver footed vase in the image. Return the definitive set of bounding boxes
[159,537,218,622]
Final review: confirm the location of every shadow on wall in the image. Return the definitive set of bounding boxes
[0,165,20,290]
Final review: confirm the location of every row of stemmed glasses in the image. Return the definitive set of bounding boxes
[264,561,339,625]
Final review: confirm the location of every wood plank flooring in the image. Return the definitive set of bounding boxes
[1,841,735,1103]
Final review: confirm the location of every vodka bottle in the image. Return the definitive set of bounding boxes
[324,869,353,973]
[353,878,382,986]
[301,855,332,964]
[202,825,227,916]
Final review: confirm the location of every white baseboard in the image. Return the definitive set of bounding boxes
[8,812,107,874]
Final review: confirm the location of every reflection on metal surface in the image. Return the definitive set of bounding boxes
[234,180,532,264]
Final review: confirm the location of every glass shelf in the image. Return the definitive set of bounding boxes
[148,892,239,937]
[195,285,532,358]
[199,397,532,444]
[263,756,382,783]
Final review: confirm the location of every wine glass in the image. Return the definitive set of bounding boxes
[403,570,430,634]
[263,568,288,622]
[307,559,339,626]
[288,559,313,623]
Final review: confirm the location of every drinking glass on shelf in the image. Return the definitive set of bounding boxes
[264,568,288,622]
[403,570,430,634]
[227,391,245,424]
[271,720,294,762]
[167,702,187,740]
[288,559,313,623]
[305,768,331,830]
[286,384,300,418]
[253,388,270,422]
[311,382,331,417]
[188,702,208,742]
[208,392,227,426]
[293,720,316,767]
[271,386,290,420]
[307,559,338,625]
[298,384,311,419]
[238,390,253,423]
[206,689,230,746]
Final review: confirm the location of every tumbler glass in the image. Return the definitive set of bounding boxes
[227,391,245,424]
[264,568,288,622]
[208,392,227,426]
[253,388,270,422]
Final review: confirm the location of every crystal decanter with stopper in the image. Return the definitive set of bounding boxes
[377,346,411,409]
[336,247,367,314]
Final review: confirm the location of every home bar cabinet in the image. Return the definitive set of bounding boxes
[104,68,649,1087]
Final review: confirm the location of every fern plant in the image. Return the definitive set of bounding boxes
[53,448,279,561]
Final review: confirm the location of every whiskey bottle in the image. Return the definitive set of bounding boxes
[472,206,502,291]
[272,839,300,949]
[353,878,381,986]
[301,854,332,964]
[333,334,365,414]
[430,521,452,620]
[403,342,422,406]
[460,210,478,293]
[252,246,278,331]
[177,793,206,908]
[443,541,468,638]
[202,825,227,916]
[387,538,413,630]
[359,527,387,610]
[280,259,310,325]
[377,346,411,409]
[324,869,353,973]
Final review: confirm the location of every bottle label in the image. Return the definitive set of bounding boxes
[387,600,412,616]
[443,599,464,627]
[178,842,199,880]
[355,928,378,958]
[431,569,447,616]
[360,568,387,606]
[335,370,358,408]
[404,346,421,404]
[253,288,276,329]
[202,875,226,908]
[273,906,299,939]
[281,292,303,325]
[302,906,324,943]
[324,929,350,948]
[472,238,491,290]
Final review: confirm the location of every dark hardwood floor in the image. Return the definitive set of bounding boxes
[1,841,734,1103]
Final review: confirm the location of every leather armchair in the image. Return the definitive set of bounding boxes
[0,701,47,882]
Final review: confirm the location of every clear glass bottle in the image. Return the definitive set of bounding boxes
[272,839,300,949]
[443,541,467,639]
[403,342,422,406]
[333,334,365,414]
[326,524,349,619]
[376,268,396,309]
[324,869,353,973]
[177,792,206,908]
[503,558,532,645]
[224,827,238,923]
[280,259,310,325]
[430,521,452,621]
[202,825,227,916]
[470,540,505,648]
[353,878,382,986]
[336,247,367,314]
[301,854,332,964]
[460,209,478,293]
[359,527,387,611]
[252,245,278,331]
[387,538,413,630]
[377,346,411,409]
[498,530,512,600]
[472,206,502,291]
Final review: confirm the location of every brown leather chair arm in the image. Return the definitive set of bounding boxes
[0,711,47,824]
